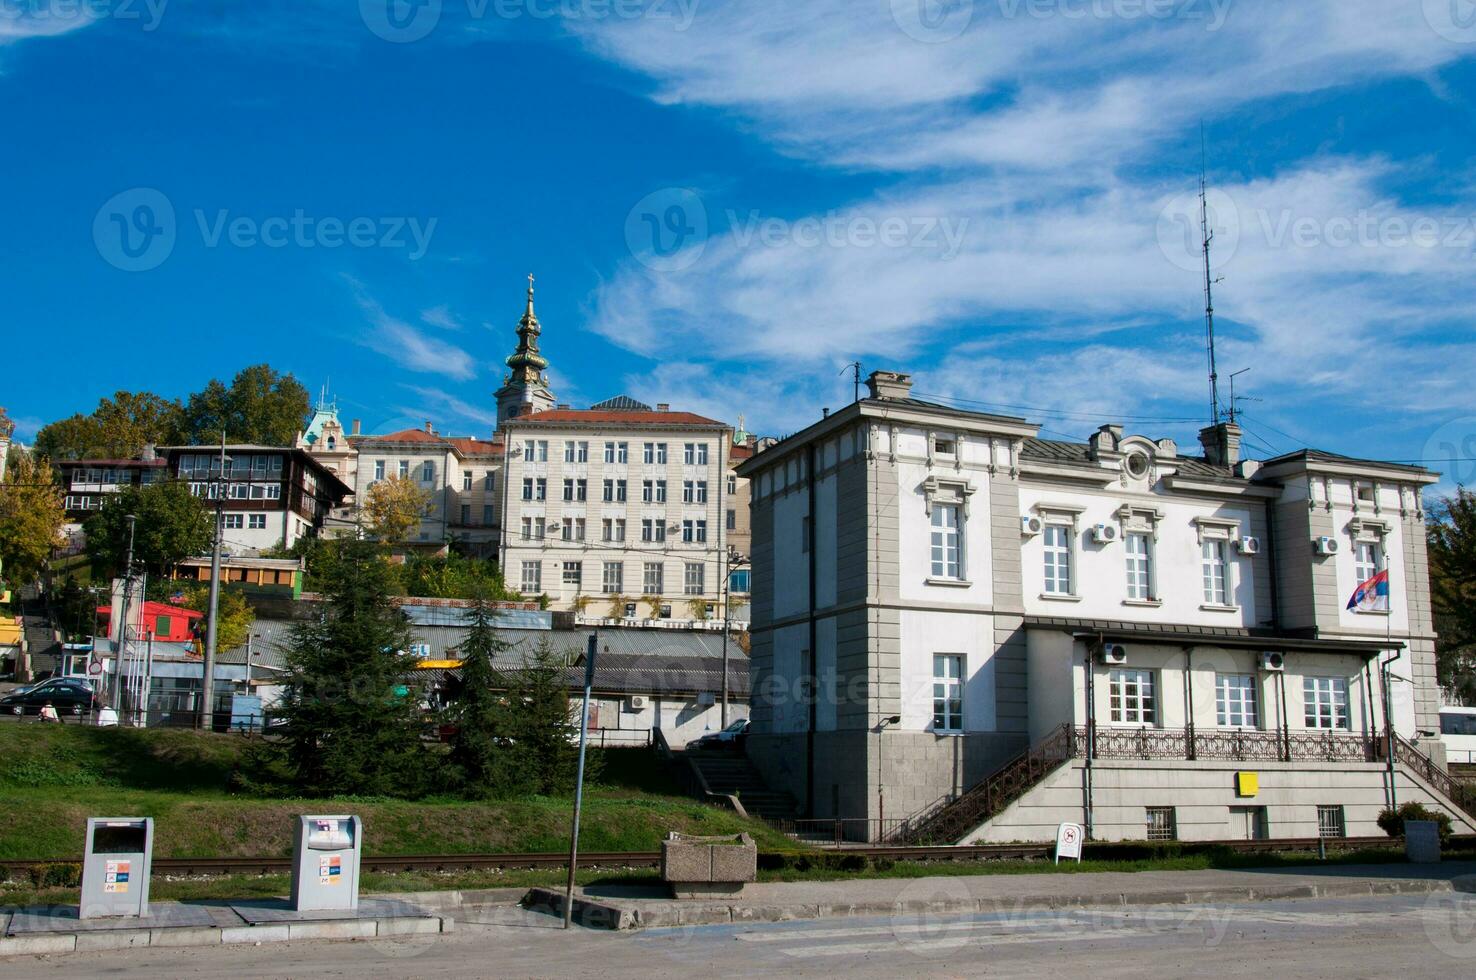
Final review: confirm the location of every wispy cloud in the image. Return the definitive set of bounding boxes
[400,384,499,434]
[343,275,477,381]
[420,304,462,330]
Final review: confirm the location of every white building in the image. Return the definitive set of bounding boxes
[500,400,733,619]
[739,371,1471,843]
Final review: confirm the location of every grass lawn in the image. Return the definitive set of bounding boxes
[0,723,795,862]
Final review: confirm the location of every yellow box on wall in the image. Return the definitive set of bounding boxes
[1236,772,1259,797]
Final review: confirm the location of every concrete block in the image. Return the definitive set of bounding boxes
[74,928,151,952]
[710,846,758,883]
[0,934,77,956]
[220,924,291,946]
[148,926,223,948]
[286,919,378,941]
[375,917,442,937]
[1406,821,1442,864]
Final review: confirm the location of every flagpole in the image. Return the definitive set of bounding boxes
[1382,555,1397,813]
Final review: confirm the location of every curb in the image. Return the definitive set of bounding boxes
[525,876,1461,931]
[0,914,454,958]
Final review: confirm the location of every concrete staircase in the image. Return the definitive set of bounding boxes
[682,749,799,822]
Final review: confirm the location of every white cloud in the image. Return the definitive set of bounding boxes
[344,276,478,381]
[420,304,463,330]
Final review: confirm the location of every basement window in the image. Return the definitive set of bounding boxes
[1146,807,1177,842]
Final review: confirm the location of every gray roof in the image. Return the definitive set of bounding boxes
[1260,448,1432,475]
[862,396,1029,428]
[589,395,653,412]
[1022,438,1239,481]
[1024,615,1398,654]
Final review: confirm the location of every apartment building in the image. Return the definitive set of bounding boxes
[499,399,732,617]
[738,371,1470,844]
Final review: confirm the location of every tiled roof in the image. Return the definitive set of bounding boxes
[1022,438,1238,481]
[507,409,728,427]
[729,444,754,461]
[446,437,504,457]
[353,428,445,444]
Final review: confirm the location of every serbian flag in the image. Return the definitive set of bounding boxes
[1347,569,1391,613]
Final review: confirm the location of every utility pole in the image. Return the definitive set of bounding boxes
[840,362,863,403]
[111,515,138,711]
[563,632,598,929]
[199,434,227,731]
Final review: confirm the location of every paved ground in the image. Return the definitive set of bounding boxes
[3,891,1474,978]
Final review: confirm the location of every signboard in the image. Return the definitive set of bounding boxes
[1054,822,1085,864]
[1236,771,1259,798]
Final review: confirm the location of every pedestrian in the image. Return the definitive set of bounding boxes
[38,701,60,724]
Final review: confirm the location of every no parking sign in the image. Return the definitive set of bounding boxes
[1055,822,1084,864]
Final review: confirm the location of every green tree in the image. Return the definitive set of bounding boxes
[181,364,310,446]
[275,540,429,796]
[84,480,212,578]
[500,639,585,795]
[34,391,183,461]
[161,582,254,652]
[446,593,515,796]
[363,475,432,543]
[0,451,66,589]
[1429,489,1476,703]
[399,552,518,600]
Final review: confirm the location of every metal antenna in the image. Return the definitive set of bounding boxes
[840,362,862,402]
[1200,127,1224,425]
[1227,368,1258,425]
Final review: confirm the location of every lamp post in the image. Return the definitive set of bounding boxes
[720,548,749,727]
[876,714,900,841]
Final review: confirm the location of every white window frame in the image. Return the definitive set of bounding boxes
[1125,531,1154,601]
[1201,538,1229,605]
[929,503,962,580]
[1354,540,1382,585]
[1043,523,1073,596]
[1109,668,1157,726]
[643,562,664,594]
[520,561,542,594]
[1215,673,1258,728]
[602,562,623,594]
[1303,676,1350,730]
[932,654,964,733]
[684,562,705,595]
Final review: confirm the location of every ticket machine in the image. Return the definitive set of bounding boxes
[80,817,153,919]
[290,815,362,912]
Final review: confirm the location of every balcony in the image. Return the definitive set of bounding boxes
[1079,725,1376,764]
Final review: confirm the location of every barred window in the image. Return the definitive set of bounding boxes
[1146,807,1177,841]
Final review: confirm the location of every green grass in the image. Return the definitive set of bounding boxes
[0,724,796,863]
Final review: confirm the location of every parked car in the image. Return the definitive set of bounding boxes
[687,719,750,751]
[0,677,97,717]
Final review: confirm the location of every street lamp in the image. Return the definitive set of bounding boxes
[720,547,750,727]
[876,714,901,840]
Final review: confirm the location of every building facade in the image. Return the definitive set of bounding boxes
[500,401,733,618]
[738,371,1469,843]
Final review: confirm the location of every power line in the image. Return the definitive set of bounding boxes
[908,390,1204,425]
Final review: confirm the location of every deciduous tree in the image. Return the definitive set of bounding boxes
[34,392,183,460]
[1430,489,1476,703]
[0,451,66,589]
[363,476,433,543]
[181,364,309,446]
[84,479,212,578]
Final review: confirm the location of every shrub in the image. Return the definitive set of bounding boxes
[1377,802,1453,841]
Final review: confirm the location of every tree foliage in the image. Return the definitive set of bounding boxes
[275,540,429,796]
[34,392,183,461]
[363,476,433,543]
[1429,489,1476,703]
[84,479,212,578]
[499,639,585,796]
[180,364,310,446]
[167,582,255,652]
[0,450,66,588]
[445,593,515,796]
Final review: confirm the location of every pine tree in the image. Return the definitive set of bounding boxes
[1430,489,1476,703]
[502,639,584,796]
[276,540,428,796]
[447,592,514,796]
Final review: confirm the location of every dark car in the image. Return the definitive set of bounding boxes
[687,719,750,751]
[0,677,98,717]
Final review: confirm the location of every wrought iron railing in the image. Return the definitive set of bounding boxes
[1390,734,1476,824]
[1082,726,1377,763]
[897,724,1078,845]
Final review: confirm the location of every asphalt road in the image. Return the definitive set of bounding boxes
[3,892,1475,978]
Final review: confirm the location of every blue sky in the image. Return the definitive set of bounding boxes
[4,1,1476,488]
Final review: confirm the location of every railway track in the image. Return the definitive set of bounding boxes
[2,834,1451,878]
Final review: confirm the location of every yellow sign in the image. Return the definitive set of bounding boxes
[415,659,465,670]
[1236,772,1259,797]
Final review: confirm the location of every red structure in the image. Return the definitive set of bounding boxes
[95,602,203,643]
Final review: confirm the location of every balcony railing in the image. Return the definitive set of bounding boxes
[1080,726,1377,763]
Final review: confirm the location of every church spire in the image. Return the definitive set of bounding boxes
[495,274,556,425]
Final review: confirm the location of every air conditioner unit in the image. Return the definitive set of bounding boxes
[1021,515,1044,536]
[1236,536,1262,556]
[1314,536,1341,556]
[1091,523,1119,545]
[696,692,717,706]
[1260,652,1285,672]
[1097,643,1128,665]
[625,695,647,711]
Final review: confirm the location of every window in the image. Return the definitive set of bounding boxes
[420,461,435,485]
[374,460,386,481]
[1043,524,1072,594]
[1125,532,1153,601]
[615,479,627,502]
[574,518,586,541]
[522,478,534,501]
[655,443,667,464]
[643,442,655,464]
[1146,807,1177,841]
[1109,669,1156,725]
[683,480,694,503]
[684,562,705,595]
[536,441,548,462]
[1317,805,1346,839]
[641,519,666,543]
[462,471,473,490]
[1216,674,1258,728]
[484,471,495,491]
[655,480,667,503]
[613,518,625,541]
[602,562,623,594]
[534,518,545,540]
[681,519,708,543]
[642,480,654,503]
[248,514,267,529]
[460,504,470,525]
[930,504,962,579]
[729,569,751,593]
[562,562,583,589]
[483,504,494,525]
[934,436,956,457]
[932,654,963,732]
[224,514,243,529]
[695,481,708,503]
[1304,677,1350,730]
[683,442,709,465]
[602,518,626,542]
[1202,539,1229,605]
[644,562,664,594]
[726,509,736,531]
[604,441,627,464]
[727,475,737,495]
[564,479,585,502]
[535,479,546,501]
[521,517,534,540]
[603,479,615,502]
[564,441,576,463]
[398,460,410,479]
[520,561,542,594]
[604,442,616,464]
[1354,541,1382,585]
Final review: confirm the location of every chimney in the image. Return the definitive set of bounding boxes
[351,419,361,436]
[141,442,157,462]
[656,403,670,412]
[821,407,830,418]
[1087,424,1122,456]
[1198,422,1242,468]
[424,420,434,434]
[865,370,913,401]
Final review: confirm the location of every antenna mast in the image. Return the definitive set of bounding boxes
[1200,132,1222,425]
[841,361,862,402]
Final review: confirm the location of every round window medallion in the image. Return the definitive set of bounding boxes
[1124,452,1151,479]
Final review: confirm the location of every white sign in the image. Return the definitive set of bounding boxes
[1054,822,1085,864]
